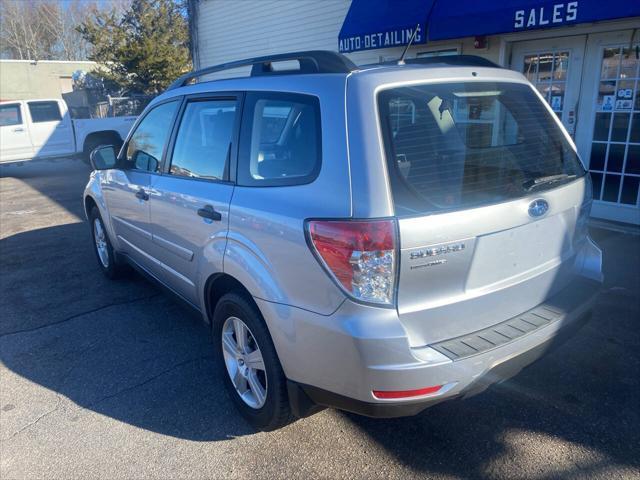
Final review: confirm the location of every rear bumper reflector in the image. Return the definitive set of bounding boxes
[372,385,442,399]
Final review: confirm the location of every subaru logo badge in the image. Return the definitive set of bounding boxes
[528,199,549,218]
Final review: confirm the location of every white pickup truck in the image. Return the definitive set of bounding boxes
[0,98,135,164]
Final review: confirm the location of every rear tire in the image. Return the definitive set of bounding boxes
[213,292,294,431]
[89,206,128,279]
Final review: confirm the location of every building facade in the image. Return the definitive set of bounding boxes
[0,60,97,102]
[190,0,640,224]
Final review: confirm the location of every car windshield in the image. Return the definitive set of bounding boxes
[378,81,585,215]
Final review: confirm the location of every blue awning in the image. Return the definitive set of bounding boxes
[338,0,435,53]
[428,0,640,41]
[339,0,640,53]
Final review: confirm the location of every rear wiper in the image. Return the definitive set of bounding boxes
[523,173,576,191]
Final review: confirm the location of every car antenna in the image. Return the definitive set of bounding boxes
[398,24,420,65]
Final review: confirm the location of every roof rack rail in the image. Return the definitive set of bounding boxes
[374,55,502,69]
[168,50,357,90]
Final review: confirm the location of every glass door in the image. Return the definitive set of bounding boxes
[576,30,640,224]
[511,36,586,137]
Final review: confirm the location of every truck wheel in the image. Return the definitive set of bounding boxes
[213,293,294,431]
[83,139,99,164]
[83,136,122,164]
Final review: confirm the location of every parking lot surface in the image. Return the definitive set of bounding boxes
[1,158,639,479]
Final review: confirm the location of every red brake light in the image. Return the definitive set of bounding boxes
[307,219,397,305]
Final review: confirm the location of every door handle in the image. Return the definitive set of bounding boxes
[197,205,222,222]
[12,127,24,132]
[135,189,149,201]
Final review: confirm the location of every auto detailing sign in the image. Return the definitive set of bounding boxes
[339,25,424,53]
[514,2,578,30]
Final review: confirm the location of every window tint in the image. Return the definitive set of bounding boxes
[238,93,321,186]
[28,101,62,123]
[126,100,179,172]
[0,104,22,126]
[378,82,585,215]
[170,99,237,180]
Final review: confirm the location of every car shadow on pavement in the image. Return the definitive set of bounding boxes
[0,222,253,441]
[341,227,640,477]
[0,157,89,218]
[1,217,638,472]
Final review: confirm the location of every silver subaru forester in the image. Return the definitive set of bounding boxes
[84,51,602,431]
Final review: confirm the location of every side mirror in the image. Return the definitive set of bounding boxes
[89,145,118,170]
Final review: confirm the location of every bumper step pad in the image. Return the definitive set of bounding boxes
[430,279,600,361]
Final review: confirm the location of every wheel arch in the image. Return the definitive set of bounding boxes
[82,130,123,155]
[204,271,300,395]
[84,194,98,220]
[204,273,259,326]
[83,184,118,251]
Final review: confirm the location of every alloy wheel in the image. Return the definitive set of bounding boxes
[93,218,109,268]
[221,316,267,409]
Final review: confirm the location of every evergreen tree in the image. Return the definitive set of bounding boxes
[78,0,191,94]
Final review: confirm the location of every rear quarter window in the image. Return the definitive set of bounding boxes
[238,92,321,187]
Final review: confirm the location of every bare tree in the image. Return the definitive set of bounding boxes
[38,1,65,56]
[0,0,121,61]
[0,1,27,59]
[0,0,60,60]
[52,0,96,60]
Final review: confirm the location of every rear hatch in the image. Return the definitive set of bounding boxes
[377,80,590,347]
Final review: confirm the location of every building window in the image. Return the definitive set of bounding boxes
[521,50,570,116]
[416,48,459,58]
[589,44,640,206]
[379,47,460,64]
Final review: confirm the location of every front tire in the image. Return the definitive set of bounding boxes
[89,207,127,279]
[213,293,293,431]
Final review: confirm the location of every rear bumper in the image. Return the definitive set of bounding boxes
[258,275,600,418]
[290,310,589,417]
[285,278,598,418]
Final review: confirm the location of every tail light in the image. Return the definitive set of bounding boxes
[306,219,397,305]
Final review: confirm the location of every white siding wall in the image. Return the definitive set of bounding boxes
[194,0,501,77]
[195,0,349,77]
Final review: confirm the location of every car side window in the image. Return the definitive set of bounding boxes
[0,104,22,127]
[27,101,61,123]
[169,99,237,180]
[238,92,321,186]
[126,100,180,173]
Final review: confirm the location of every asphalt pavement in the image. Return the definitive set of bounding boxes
[1,158,638,479]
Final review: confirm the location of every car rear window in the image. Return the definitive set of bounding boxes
[378,81,585,215]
